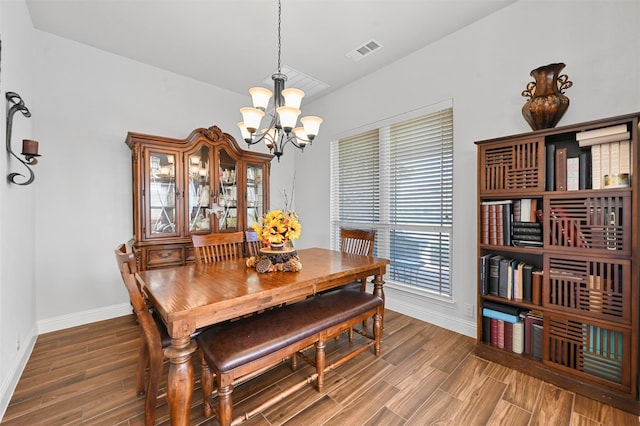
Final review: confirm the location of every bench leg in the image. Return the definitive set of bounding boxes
[315,340,326,392]
[200,351,213,418]
[373,311,382,356]
[218,384,234,426]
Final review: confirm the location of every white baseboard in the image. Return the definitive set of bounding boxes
[383,286,477,338]
[37,302,132,334]
[0,323,38,422]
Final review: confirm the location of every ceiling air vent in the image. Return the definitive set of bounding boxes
[346,39,383,62]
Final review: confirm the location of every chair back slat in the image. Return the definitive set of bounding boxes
[192,232,245,264]
[244,230,264,257]
[340,228,375,256]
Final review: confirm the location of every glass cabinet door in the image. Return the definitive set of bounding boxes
[217,147,238,231]
[147,150,178,237]
[187,146,211,233]
[246,163,264,228]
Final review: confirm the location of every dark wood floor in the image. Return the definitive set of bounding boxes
[2,310,638,425]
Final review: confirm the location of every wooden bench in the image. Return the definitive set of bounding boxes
[197,288,383,426]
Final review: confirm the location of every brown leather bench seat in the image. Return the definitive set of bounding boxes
[197,288,383,426]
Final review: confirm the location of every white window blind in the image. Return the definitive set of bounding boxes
[331,107,453,296]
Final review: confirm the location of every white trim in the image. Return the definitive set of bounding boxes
[37,303,132,334]
[0,323,37,421]
[383,286,476,338]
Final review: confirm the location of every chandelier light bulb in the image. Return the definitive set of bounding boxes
[277,106,301,132]
[300,116,323,139]
[240,107,265,133]
[249,87,273,110]
[282,88,305,109]
[237,122,252,141]
[293,127,308,147]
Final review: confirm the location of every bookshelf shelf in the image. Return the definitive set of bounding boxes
[475,112,640,414]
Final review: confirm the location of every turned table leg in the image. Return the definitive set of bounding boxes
[164,336,197,426]
[372,273,385,329]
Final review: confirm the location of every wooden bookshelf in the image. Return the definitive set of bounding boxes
[475,112,640,414]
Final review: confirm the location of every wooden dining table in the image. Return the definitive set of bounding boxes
[135,247,389,426]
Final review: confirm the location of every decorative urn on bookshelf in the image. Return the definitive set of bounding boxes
[521,62,573,130]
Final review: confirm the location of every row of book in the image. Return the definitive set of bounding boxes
[481,301,543,359]
[480,253,542,304]
[480,199,543,247]
[546,124,631,192]
[577,124,631,189]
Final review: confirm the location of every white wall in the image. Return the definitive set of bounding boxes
[30,31,295,328]
[0,0,38,416]
[296,0,640,336]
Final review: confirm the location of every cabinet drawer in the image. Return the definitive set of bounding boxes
[479,137,545,193]
[543,254,631,324]
[545,315,631,392]
[544,192,631,254]
[145,246,184,268]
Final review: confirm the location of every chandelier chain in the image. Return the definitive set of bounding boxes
[277,0,282,74]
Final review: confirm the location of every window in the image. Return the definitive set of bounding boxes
[331,106,453,296]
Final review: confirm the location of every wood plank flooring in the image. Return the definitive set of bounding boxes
[2,310,638,425]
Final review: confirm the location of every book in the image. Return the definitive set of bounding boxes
[497,320,505,349]
[482,308,520,324]
[524,311,543,355]
[482,315,491,344]
[545,143,555,191]
[532,269,543,305]
[512,320,524,354]
[579,151,591,190]
[490,318,499,347]
[489,204,498,245]
[522,264,534,302]
[503,202,512,247]
[566,157,579,190]
[520,198,532,222]
[498,257,512,298]
[512,226,541,235]
[512,221,541,228]
[480,254,492,295]
[515,261,525,301]
[531,323,543,360]
[591,144,601,190]
[481,204,489,244]
[600,143,610,189]
[483,300,522,316]
[496,204,505,245]
[488,255,503,296]
[555,147,567,191]
[577,131,630,147]
[504,321,513,352]
[576,124,627,141]
[619,140,630,174]
[512,233,543,241]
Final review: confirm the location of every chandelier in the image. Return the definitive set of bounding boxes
[237,0,323,161]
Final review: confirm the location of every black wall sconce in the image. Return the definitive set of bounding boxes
[6,91,40,185]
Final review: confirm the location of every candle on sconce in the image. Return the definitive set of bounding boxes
[21,139,39,156]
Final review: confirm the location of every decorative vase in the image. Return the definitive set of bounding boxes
[269,242,285,251]
[521,63,573,130]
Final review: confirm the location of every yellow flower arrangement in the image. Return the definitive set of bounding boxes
[252,209,302,246]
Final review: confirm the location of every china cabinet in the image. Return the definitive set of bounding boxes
[475,112,639,413]
[126,125,272,270]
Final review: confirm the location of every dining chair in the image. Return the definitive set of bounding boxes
[340,228,376,291]
[244,230,264,257]
[114,243,169,426]
[192,231,245,264]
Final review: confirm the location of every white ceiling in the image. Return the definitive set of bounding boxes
[26,0,517,101]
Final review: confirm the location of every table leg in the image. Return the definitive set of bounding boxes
[372,273,385,329]
[164,336,198,426]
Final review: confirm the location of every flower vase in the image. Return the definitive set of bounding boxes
[521,63,573,130]
[269,243,285,251]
